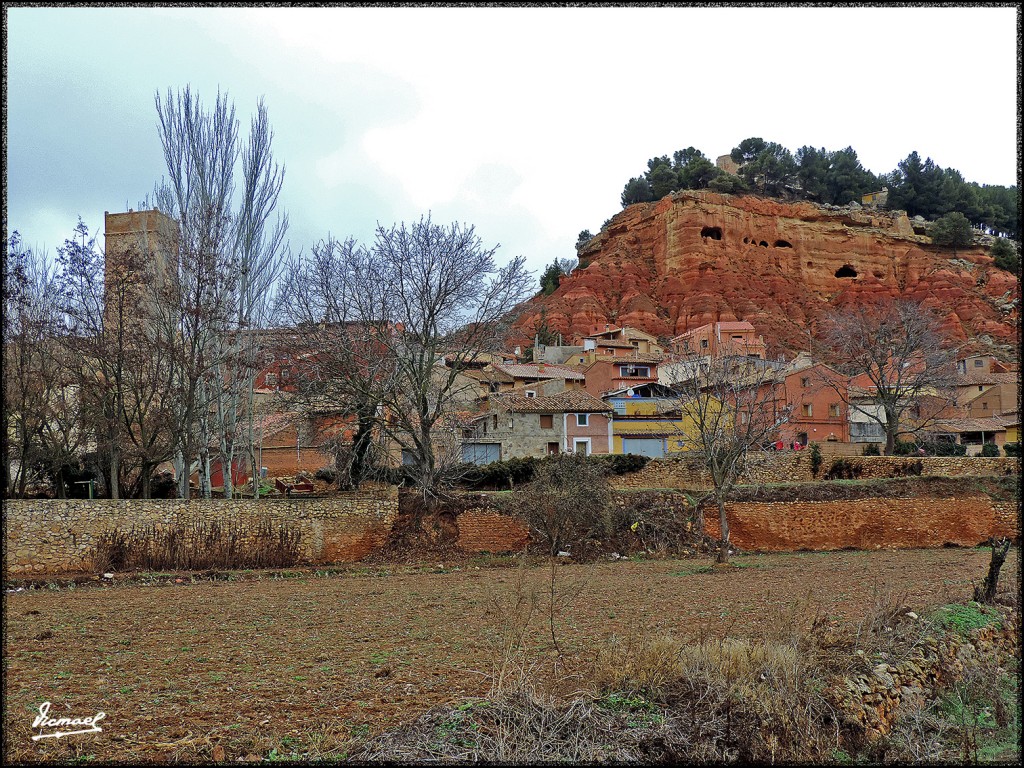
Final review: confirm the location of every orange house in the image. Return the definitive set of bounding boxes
[779,362,850,446]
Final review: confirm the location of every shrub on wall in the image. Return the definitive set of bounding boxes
[459,454,652,491]
[1003,442,1021,457]
[979,443,1001,457]
[809,443,823,477]
[862,443,881,456]
[824,458,863,480]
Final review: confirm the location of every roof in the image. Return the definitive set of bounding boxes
[490,389,612,414]
[927,417,1010,434]
[462,367,515,383]
[590,355,664,366]
[588,339,637,349]
[492,362,586,381]
[956,371,1020,387]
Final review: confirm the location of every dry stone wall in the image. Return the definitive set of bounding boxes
[4,484,398,576]
[832,614,1020,740]
[611,455,1019,490]
[456,509,531,553]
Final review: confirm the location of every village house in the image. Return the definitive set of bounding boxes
[461,389,613,463]
[779,355,851,446]
[603,382,702,457]
[669,321,767,359]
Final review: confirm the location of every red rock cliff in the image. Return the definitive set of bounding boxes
[517,191,1019,357]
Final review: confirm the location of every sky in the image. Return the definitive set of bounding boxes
[5,5,1020,283]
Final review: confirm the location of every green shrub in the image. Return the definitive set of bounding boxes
[980,443,1001,457]
[809,443,823,477]
[896,439,966,457]
[861,443,881,456]
[1003,442,1021,457]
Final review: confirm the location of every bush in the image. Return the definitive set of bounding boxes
[861,443,881,456]
[90,518,304,572]
[809,443,823,477]
[513,453,613,557]
[895,439,966,457]
[1003,442,1021,457]
[459,453,651,491]
[980,443,1001,457]
[824,458,863,480]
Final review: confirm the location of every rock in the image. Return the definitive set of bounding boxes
[515,191,1016,354]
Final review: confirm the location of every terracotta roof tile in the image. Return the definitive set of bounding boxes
[492,363,586,380]
[490,389,612,413]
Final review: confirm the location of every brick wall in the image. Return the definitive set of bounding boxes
[4,484,398,576]
[456,509,531,553]
[611,454,1019,490]
[702,495,1017,551]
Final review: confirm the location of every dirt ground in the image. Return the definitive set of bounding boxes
[4,547,1019,763]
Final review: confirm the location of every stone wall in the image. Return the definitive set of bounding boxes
[611,454,1019,490]
[4,484,398,576]
[832,614,1020,739]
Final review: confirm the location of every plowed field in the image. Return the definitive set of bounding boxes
[4,547,1017,763]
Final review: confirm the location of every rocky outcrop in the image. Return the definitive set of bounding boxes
[518,191,1019,357]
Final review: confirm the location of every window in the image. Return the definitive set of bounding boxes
[619,365,650,378]
[802,403,813,417]
[493,415,499,429]
[981,402,989,411]
[801,377,811,388]
[974,359,984,367]
[576,413,589,427]
[265,372,277,386]
[540,414,554,429]
[525,390,536,398]
[829,404,840,418]
[978,386,984,392]
[489,382,500,393]
[700,339,709,349]
[740,412,750,424]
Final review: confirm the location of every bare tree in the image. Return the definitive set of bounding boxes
[56,220,178,499]
[665,353,792,564]
[153,86,289,498]
[278,216,534,500]
[3,232,72,496]
[817,298,961,455]
[276,237,395,491]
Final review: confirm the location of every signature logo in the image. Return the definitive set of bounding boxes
[31,702,105,741]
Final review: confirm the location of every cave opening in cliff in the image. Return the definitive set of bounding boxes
[774,240,792,248]
[759,241,769,247]
[701,226,723,240]
[835,265,858,278]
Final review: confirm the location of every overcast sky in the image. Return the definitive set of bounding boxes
[6,5,1020,281]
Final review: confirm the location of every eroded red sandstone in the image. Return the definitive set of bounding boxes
[516,191,1018,357]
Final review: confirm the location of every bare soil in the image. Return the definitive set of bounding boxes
[4,547,1018,763]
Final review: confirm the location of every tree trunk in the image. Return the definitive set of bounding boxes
[110,445,121,500]
[974,538,1011,603]
[716,496,730,564]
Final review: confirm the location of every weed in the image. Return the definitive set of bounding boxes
[929,602,1001,639]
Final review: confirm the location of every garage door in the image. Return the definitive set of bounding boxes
[462,443,501,465]
[622,438,665,458]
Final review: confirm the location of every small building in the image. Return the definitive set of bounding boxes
[861,187,889,208]
[461,389,613,463]
[669,321,767,359]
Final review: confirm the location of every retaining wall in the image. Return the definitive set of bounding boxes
[3,484,398,576]
[703,496,1018,552]
[611,455,1019,490]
